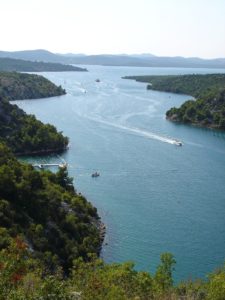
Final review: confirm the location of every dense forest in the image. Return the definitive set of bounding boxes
[0,57,87,72]
[123,74,225,129]
[0,96,68,154]
[0,71,66,100]
[0,143,101,273]
[0,72,69,154]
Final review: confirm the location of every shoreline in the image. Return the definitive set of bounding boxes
[96,219,106,254]
[166,116,225,131]
[15,146,68,156]
[15,142,106,257]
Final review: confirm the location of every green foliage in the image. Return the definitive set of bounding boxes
[0,143,101,273]
[0,71,69,154]
[0,237,70,300]
[0,96,68,154]
[0,235,224,299]
[176,279,207,299]
[56,166,75,192]
[70,256,154,300]
[154,253,176,294]
[124,74,225,129]
[206,265,225,300]
[0,71,66,100]
[123,74,225,98]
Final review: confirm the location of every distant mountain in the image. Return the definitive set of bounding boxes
[64,54,160,66]
[57,53,86,57]
[0,49,225,68]
[122,53,156,59]
[0,49,61,62]
[66,54,225,68]
[0,57,87,72]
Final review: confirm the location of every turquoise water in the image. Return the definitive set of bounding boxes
[15,66,225,281]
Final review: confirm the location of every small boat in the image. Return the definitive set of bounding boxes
[175,140,182,146]
[95,79,100,82]
[91,172,100,178]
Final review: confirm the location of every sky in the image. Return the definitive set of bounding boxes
[0,0,225,58]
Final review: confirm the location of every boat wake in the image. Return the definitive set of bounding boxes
[86,116,182,146]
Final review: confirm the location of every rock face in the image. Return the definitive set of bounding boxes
[167,114,179,121]
[93,220,106,254]
[99,223,106,242]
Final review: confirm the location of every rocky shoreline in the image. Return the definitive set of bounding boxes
[166,115,223,130]
[99,221,106,243]
[96,220,106,254]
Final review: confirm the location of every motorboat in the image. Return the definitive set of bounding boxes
[175,140,182,146]
[91,172,100,178]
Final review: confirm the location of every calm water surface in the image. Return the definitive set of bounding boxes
[15,66,225,281]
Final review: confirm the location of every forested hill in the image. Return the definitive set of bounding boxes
[0,72,69,154]
[0,143,101,273]
[0,96,68,154]
[0,57,87,72]
[123,74,225,129]
[0,71,66,100]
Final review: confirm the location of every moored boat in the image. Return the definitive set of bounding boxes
[91,172,100,177]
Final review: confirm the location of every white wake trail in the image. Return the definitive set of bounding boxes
[86,116,182,146]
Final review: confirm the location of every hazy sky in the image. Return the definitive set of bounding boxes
[1,0,225,58]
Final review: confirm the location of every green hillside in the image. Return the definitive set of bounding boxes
[0,143,101,274]
[0,97,68,154]
[0,71,66,100]
[0,72,68,154]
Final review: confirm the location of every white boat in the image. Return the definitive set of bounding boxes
[175,140,182,146]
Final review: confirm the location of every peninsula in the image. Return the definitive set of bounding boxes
[0,72,68,154]
[123,74,225,130]
[0,71,66,100]
[0,57,87,72]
